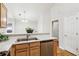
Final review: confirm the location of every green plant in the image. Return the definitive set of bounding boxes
[25,27,33,33]
[0,33,9,41]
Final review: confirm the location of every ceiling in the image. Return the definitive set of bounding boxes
[6,3,53,21]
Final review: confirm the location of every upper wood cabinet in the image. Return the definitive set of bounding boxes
[0,3,7,28]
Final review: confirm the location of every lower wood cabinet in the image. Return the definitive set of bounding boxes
[15,43,29,56]
[29,42,40,56]
[10,42,40,56]
[10,40,58,56]
[40,40,53,56]
[52,39,58,56]
[10,45,16,56]
[16,49,29,56]
[30,47,40,56]
[40,40,58,56]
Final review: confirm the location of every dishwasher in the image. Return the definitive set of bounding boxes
[40,40,53,56]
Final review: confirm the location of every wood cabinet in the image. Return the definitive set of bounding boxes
[10,44,29,56]
[10,45,16,56]
[52,39,58,56]
[40,40,58,56]
[0,3,7,27]
[15,44,29,56]
[10,40,57,56]
[16,49,29,56]
[29,42,40,56]
[40,40,53,56]
[10,42,40,56]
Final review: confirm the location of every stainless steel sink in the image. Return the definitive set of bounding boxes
[17,37,38,42]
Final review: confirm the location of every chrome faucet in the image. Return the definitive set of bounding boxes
[26,34,31,40]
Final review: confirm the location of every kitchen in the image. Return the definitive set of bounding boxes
[0,3,79,56]
[0,3,58,56]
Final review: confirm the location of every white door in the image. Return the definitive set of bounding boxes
[70,16,77,53]
[63,17,71,50]
[75,14,79,52]
[63,16,77,53]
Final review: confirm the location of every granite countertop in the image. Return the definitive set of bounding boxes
[4,33,50,36]
[14,37,58,45]
[0,37,57,52]
[0,38,16,52]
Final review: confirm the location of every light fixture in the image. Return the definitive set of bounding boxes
[22,19,28,22]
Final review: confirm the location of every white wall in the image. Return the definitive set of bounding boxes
[37,10,51,33]
[14,19,38,33]
[51,3,79,18]
[50,3,79,55]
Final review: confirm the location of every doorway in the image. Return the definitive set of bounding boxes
[52,20,59,38]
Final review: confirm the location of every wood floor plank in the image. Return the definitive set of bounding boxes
[57,47,76,56]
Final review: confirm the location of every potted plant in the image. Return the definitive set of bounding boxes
[25,27,33,33]
[0,33,9,42]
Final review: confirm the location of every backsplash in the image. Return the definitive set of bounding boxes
[0,28,6,34]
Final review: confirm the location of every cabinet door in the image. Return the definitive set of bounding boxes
[16,49,29,56]
[0,3,7,27]
[47,41,53,56]
[40,42,47,56]
[30,42,40,56]
[30,47,40,56]
[40,41,53,56]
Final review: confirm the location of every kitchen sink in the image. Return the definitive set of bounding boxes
[17,37,38,42]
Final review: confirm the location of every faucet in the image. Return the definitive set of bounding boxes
[26,34,31,40]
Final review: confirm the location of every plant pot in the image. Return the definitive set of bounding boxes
[26,30,33,33]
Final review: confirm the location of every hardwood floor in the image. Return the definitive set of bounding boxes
[57,47,76,56]
[56,40,76,56]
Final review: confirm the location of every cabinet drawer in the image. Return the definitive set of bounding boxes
[15,44,29,50]
[30,47,40,50]
[30,42,40,47]
[30,48,40,56]
[16,51,26,56]
[16,49,29,56]
[16,51,29,56]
